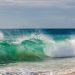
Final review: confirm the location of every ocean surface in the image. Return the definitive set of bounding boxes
[0,29,75,74]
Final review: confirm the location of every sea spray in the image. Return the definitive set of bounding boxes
[44,40,75,57]
[0,32,4,41]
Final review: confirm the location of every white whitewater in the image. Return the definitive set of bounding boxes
[0,32,4,41]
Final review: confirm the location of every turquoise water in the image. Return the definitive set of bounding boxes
[0,29,75,63]
[0,40,46,63]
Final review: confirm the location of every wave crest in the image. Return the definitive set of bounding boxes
[0,33,75,62]
[14,33,75,58]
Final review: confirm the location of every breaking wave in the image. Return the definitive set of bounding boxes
[0,31,75,62]
[14,33,75,57]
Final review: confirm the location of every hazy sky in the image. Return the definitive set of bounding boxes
[0,0,75,28]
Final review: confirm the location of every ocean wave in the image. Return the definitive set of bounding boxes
[14,33,75,58]
[0,32,75,62]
